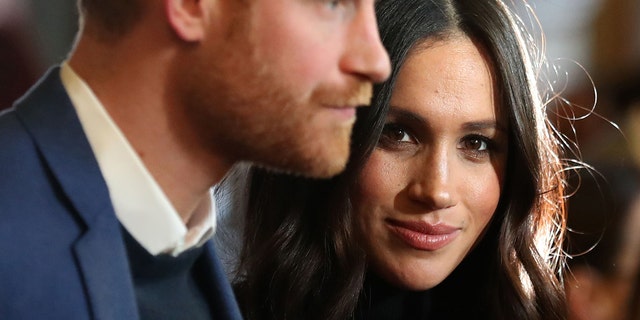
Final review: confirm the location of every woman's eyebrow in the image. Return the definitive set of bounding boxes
[462,120,507,133]
[389,106,508,134]
[387,106,426,126]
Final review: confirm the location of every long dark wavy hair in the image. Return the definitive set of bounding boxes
[232,0,568,319]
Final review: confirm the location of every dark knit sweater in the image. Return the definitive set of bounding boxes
[122,229,213,320]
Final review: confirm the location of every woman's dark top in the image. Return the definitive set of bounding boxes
[355,273,432,320]
[355,258,492,320]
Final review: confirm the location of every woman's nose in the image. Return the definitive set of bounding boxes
[406,149,457,210]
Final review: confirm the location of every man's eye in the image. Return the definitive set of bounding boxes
[326,0,342,9]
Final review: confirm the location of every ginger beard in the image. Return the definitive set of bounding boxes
[172,4,373,178]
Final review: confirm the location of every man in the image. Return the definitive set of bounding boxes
[0,0,390,319]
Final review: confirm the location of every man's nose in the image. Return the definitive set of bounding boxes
[341,3,391,83]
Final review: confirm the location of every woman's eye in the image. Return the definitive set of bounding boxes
[459,134,497,161]
[378,123,418,151]
[462,137,489,151]
[381,124,413,143]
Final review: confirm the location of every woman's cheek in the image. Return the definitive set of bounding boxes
[354,150,399,206]
[466,168,503,226]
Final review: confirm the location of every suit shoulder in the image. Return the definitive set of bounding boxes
[0,109,37,159]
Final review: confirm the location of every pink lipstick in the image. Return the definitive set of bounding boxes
[386,219,460,251]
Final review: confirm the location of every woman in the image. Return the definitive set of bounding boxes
[224,0,569,318]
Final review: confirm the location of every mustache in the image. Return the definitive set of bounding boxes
[347,82,373,107]
[313,81,374,107]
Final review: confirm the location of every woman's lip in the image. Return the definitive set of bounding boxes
[387,219,460,234]
[386,219,460,251]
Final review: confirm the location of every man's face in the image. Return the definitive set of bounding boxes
[175,0,390,178]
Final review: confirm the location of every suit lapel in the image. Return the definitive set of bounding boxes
[15,67,139,320]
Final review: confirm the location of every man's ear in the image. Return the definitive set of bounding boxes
[165,0,209,42]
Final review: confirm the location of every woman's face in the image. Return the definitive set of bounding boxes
[351,35,509,290]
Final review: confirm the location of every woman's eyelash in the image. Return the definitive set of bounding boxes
[381,123,414,142]
[378,122,503,159]
[459,134,506,162]
[461,134,493,151]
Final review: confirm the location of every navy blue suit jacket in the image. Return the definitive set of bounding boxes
[0,68,243,319]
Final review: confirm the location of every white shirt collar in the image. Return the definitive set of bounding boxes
[60,63,215,256]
